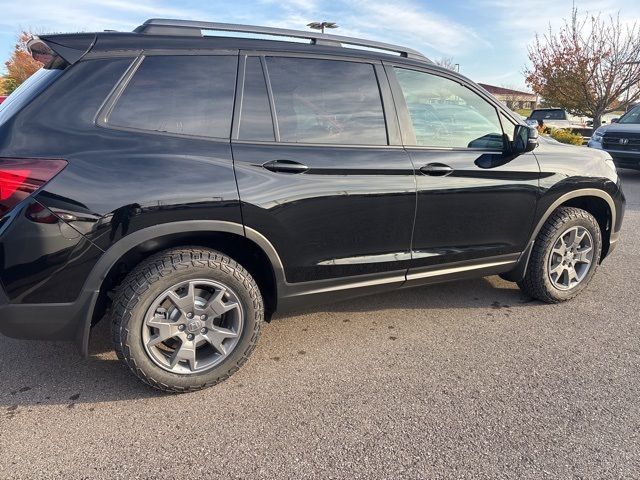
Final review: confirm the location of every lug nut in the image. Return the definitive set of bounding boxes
[187,334,194,341]
[186,312,194,319]
[200,314,207,320]
[178,325,185,331]
[201,327,207,334]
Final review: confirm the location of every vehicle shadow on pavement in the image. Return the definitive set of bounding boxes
[619,169,640,212]
[0,316,165,409]
[0,276,535,408]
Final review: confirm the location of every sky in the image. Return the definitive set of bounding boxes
[1,0,640,90]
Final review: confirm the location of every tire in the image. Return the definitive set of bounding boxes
[111,247,263,393]
[518,207,602,303]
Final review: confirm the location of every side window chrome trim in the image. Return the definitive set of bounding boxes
[232,139,405,149]
[95,54,145,127]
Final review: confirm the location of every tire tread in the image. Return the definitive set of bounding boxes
[111,247,263,393]
[518,206,601,303]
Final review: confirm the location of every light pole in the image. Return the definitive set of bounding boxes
[307,22,338,34]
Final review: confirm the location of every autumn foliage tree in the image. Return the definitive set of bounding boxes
[526,7,640,130]
[2,32,43,95]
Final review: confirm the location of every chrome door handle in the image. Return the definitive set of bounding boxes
[262,160,309,174]
[420,163,454,176]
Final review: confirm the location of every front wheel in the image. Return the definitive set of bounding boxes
[111,247,263,393]
[518,207,602,303]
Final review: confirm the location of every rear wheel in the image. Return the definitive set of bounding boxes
[518,207,602,303]
[111,247,263,393]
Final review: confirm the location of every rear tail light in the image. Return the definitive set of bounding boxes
[0,158,67,216]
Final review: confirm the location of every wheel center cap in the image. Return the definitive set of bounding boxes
[186,319,202,333]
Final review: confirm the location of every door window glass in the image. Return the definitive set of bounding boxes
[266,57,387,145]
[394,67,504,149]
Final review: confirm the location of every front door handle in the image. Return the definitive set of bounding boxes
[420,163,454,176]
[263,159,309,174]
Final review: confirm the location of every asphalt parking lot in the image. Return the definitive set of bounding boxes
[1,170,639,479]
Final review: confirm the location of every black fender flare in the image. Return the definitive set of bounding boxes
[76,220,286,356]
[501,188,616,282]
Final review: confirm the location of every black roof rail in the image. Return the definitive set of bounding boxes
[134,19,431,61]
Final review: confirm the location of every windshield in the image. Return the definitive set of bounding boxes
[618,105,640,124]
[0,68,63,126]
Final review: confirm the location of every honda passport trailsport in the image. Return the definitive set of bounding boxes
[0,19,625,392]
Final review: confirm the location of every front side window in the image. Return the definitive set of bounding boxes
[394,67,504,149]
[266,57,387,145]
[108,55,237,138]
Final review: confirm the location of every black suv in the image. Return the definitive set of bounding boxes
[0,19,625,392]
[588,104,640,170]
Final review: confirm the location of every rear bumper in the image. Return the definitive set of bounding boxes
[0,286,98,349]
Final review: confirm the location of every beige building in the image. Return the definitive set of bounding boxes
[478,84,538,111]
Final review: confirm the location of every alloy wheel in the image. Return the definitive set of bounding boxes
[142,279,243,375]
[547,226,595,291]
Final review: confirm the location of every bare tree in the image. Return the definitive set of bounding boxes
[525,7,640,129]
[435,57,457,71]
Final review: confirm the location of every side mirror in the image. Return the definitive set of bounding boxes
[611,118,619,123]
[511,124,538,154]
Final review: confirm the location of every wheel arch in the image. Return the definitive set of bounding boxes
[501,188,615,282]
[77,221,285,356]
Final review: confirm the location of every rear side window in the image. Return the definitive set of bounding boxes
[266,57,387,145]
[107,55,237,138]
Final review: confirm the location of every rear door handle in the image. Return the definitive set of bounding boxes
[420,163,454,176]
[262,160,309,174]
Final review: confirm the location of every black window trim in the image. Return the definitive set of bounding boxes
[260,55,281,142]
[96,51,239,142]
[231,54,280,142]
[498,110,517,140]
[384,61,518,152]
[231,49,401,148]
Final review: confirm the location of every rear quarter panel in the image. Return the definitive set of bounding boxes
[0,57,242,301]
